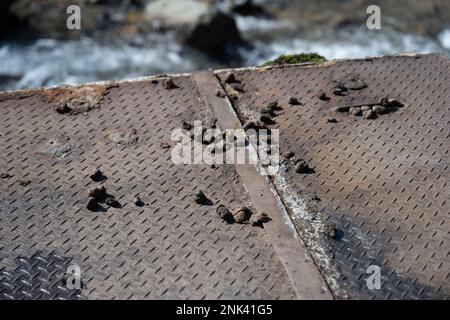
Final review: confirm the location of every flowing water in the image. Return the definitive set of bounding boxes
[1,15,449,91]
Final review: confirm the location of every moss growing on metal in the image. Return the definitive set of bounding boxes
[261,53,327,67]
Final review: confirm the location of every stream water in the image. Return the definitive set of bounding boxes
[1,15,449,91]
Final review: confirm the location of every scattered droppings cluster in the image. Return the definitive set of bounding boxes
[281,151,313,174]
[86,190,121,211]
[224,72,245,93]
[180,119,219,145]
[216,204,270,227]
[244,100,282,129]
[163,78,178,90]
[333,97,405,120]
[86,184,122,211]
[85,168,133,212]
[194,191,270,227]
[332,73,367,96]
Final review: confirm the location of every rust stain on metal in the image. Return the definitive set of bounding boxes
[40,84,113,115]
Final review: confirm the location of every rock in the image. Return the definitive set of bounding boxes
[55,103,72,114]
[144,0,209,26]
[337,73,367,90]
[90,168,105,182]
[311,193,321,202]
[163,78,177,90]
[288,96,300,105]
[349,106,362,116]
[332,87,348,96]
[224,72,236,84]
[363,109,377,119]
[295,160,311,174]
[260,106,273,116]
[259,113,273,124]
[372,105,388,115]
[318,91,330,101]
[230,0,266,16]
[267,101,280,111]
[182,121,192,131]
[215,89,225,98]
[333,106,350,113]
[380,97,404,108]
[230,83,244,92]
[361,105,371,112]
[145,1,243,58]
[88,186,107,200]
[105,197,120,208]
[233,206,251,224]
[243,120,263,130]
[160,142,171,149]
[249,212,270,226]
[194,190,207,204]
[133,196,144,207]
[324,222,337,239]
[282,151,295,159]
[86,197,98,211]
[182,10,243,58]
[217,205,234,223]
[327,118,337,123]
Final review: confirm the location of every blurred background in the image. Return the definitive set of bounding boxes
[1,0,450,91]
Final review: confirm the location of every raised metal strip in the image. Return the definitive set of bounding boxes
[192,71,333,300]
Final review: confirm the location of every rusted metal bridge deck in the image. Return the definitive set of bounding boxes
[0,53,449,299]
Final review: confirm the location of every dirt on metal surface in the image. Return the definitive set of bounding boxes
[0,76,296,299]
[217,53,450,299]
